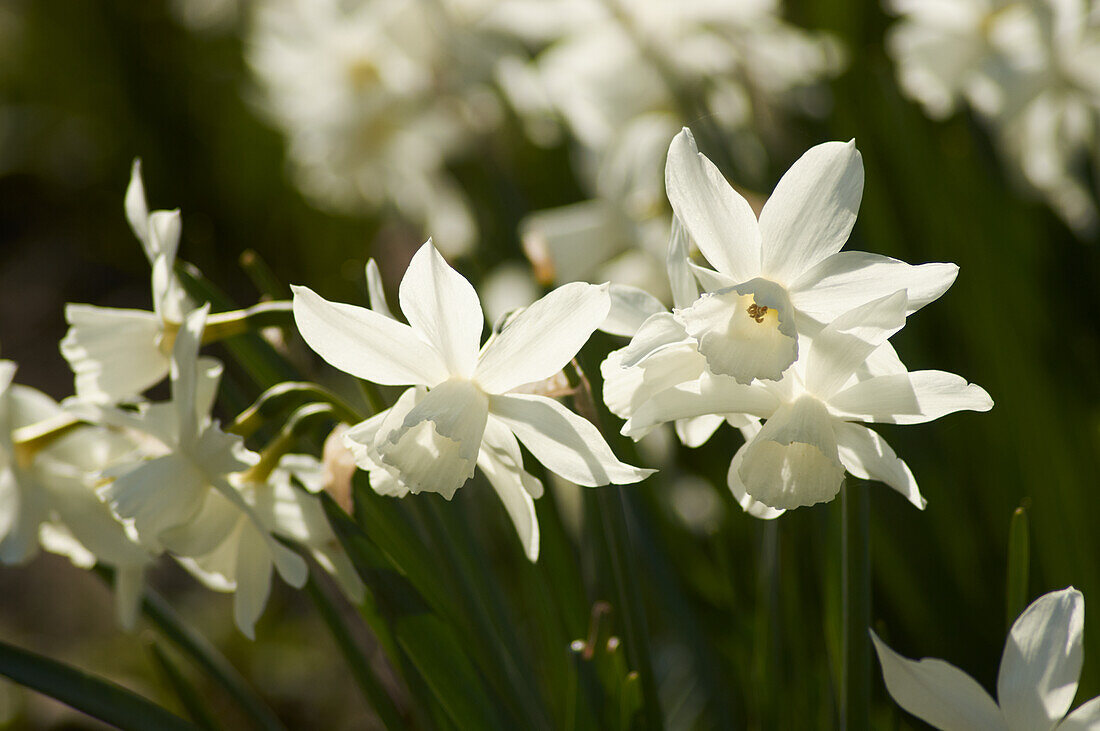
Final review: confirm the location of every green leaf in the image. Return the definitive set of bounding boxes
[0,636,197,731]
[148,643,223,730]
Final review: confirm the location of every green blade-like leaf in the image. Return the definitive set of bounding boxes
[0,636,197,731]
[148,643,223,731]
[1006,505,1030,630]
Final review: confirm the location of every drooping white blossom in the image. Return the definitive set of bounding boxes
[873,587,1100,730]
[60,160,194,404]
[621,291,992,513]
[292,241,653,561]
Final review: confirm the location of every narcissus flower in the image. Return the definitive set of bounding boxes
[60,160,194,403]
[661,128,958,384]
[872,587,1100,730]
[622,292,992,513]
[292,241,653,561]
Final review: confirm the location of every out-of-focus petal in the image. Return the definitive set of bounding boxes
[60,305,168,404]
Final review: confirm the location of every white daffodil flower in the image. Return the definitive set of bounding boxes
[70,306,308,600]
[872,587,1100,730]
[622,291,992,513]
[654,128,959,385]
[60,160,194,403]
[292,241,653,561]
[178,454,364,639]
[0,360,51,564]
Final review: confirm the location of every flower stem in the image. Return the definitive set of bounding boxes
[1005,505,1030,630]
[841,482,870,730]
[202,301,293,343]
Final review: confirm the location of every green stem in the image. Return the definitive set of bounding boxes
[242,403,335,484]
[1006,505,1030,630]
[202,301,293,344]
[148,642,223,730]
[238,250,287,301]
[141,591,287,731]
[230,382,363,438]
[841,482,870,731]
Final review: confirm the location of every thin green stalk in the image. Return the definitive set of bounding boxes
[202,301,293,343]
[229,381,363,438]
[302,565,406,730]
[148,643,223,730]
[841,482,870,731]
[239,250,287,301]
[141,591,288,731]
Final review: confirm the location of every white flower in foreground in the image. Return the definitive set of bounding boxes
[292,241,653,561]
[872,587,1100,730]
[659,128,959,384]
[622,291,992,513]
[60,160,194,403]
[178,454,364,638]
[70,306,308,604]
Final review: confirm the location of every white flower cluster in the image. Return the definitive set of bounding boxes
[1,164,363,638]
[499,0,844,299]
[887,0,1100,236]
[602,128,992,515]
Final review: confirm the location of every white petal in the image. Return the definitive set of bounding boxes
[0,467,43,564]
[667,216,699,310]
[1060,696,1100,730]
[689,262,736,293]
[101,455,208,540]
[601,284,666,338]
[374,380,489,499]
[291,285,449,387]
[600,344,705,421]
[759,141,864,283]
[804,291,908,399]
[365,258,394,319]
[789,251,958,321]
[343,389,423,497]
[61,305,168,403]
[489,393,652,486]
[478,418,540,561]
[998,587,1084,731]
[623,373,779,441]
[870,630,1006,731]
[665,128,762,282]
[233,524,274,640]
[398,241,483,377]
[738,396,844,510]
[170,305,210,443]
[675,278,798,384]
[674,415,724,448]
[727,440,785,520]
[830,371,993,424]
[834,422,925,509]
[124,159,150,254]
[159,488,243,558]
[147,210,182,269]
[620,312,692,368]
[474,282,609,394]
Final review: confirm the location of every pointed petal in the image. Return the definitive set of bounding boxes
[675,278,798,384]
[474,282,609,394]
[601,284,666,337]
[623,373,779,441]
[665,128,762,281]
[1061,696,1100,730]
[620,312,692,369]
[478,418,540,560]
[759,141,864,283]
[835,422,925,509]
[739,396,845,510]
[667,216,700,310]
[870,630,1006,731]
[790,251,958,321]
[482,416,543,499]
[398,241,483,377]
[148,210,182,268]
[170,305,210,443]
[805,291,908,399]
[600,344,705,421]
[689,261,736,293]
[830,371,993,424]
[61,305,168,403]
[489,393,652,486]
[101,455,208,540]
[233,525,274,640]
[998,587,1084,730]
[124,159,150,256]
[365,258,394,319]
[374,380,489,499]
[292,285,449,387]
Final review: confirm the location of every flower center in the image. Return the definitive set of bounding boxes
[746,303,769,323]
